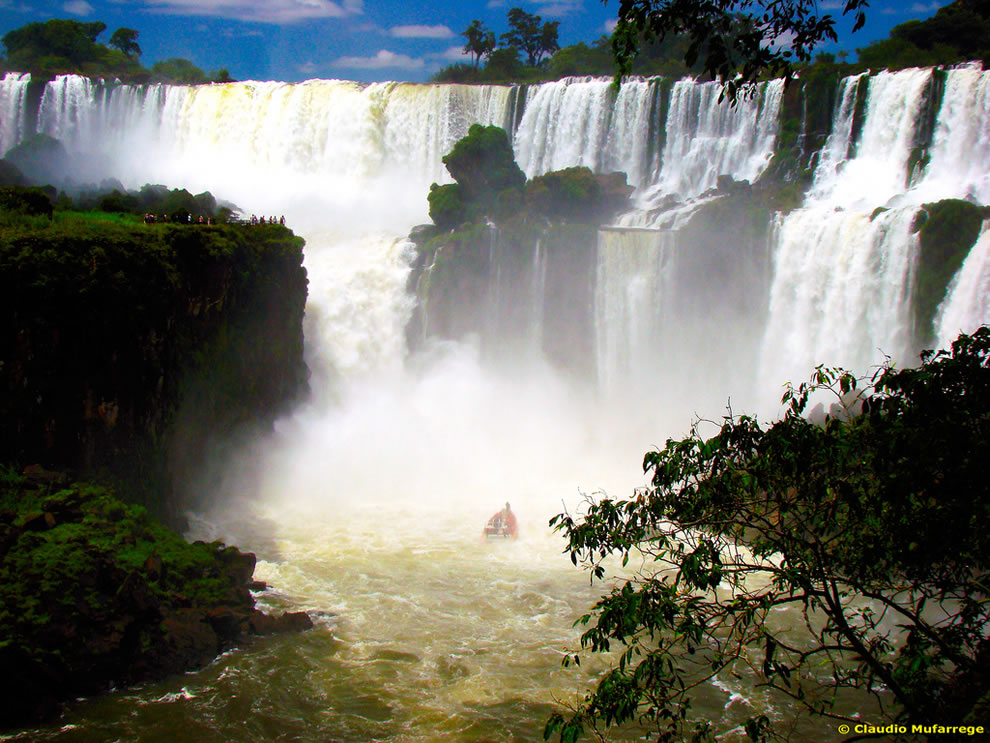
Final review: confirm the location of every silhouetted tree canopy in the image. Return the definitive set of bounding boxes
[610,0,868,100]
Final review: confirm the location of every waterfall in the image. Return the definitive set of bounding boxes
[642,78,785,203]
[758,67,947,396]
[0,72,32,156]
[594,228,668,391]
[2,66,990,742]
[602,79,661,189]
[19,76,517,218]
[2,69,987,406]
[808,73,866,200]
[512,77,618,178]
[808,67,932,209]
[914,64,990,204]
[760,208,920,388]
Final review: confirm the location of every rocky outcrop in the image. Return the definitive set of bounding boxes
[0,474,312,729]
[0,219,309,518]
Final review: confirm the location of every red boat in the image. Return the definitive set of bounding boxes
[484,502,518,540]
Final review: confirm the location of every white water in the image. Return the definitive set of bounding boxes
[760,208,920,389]
[809,67,933,210]
[0,72,31,156]
[914,64,990,204]
[808,73,866,200]
[594,229,668,393]
[647,78,785,202]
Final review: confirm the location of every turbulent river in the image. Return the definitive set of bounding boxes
[2,66,989,741]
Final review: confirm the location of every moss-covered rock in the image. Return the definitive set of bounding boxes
[439,123,525,220]
[427,182,467,231]
[0,468,312,729]
[527,167,633,223]
[913,199,988,344]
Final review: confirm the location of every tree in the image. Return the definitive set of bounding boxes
[462,19,496,68]
[150,58,207,85]
[608,0,869,101]
[500,7,560,66]
[546,327,990,742]
[2,19,107,72]
[210,68,235,83]
[108,27,141,59]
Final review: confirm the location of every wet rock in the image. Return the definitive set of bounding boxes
[248,609,313,635]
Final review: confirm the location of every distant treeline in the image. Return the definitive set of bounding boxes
[0,19,232,84]
[434,0,990,85]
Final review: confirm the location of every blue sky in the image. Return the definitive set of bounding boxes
[0,1,953,83]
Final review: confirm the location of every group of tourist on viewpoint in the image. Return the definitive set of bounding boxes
[141,213,286,226]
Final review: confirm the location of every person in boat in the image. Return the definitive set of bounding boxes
[485,502,518,539]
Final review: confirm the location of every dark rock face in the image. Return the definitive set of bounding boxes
[0,221,309,518]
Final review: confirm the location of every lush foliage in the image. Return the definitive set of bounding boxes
[500,7,560,66]
[546,328,990,741]
[1,18,233,83]
[429,124,526,227]
[857,0,990,70]
[462,20,496,67]
[0,466,312,728]
[609,0,868,101]
[435,7,566,83]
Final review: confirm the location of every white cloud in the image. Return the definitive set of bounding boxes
[603,18,617,33]
[910,2,940,12]
[63,0,94,15]
[142,0,363,24]
[486,0,506,7]
[334,49,423,69]
[221,27,265,37]
[431,45,471,62]
[297,60,318,74]
[537,0,582,17]
[389,24,454,39]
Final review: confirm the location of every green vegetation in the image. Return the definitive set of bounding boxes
[436,1,989,98]
[462,20,496,68]
[609,0,868,101]
[499,7,560,67]
[434,15,698,84]
[0,467,310,728]
[428,124,526,227]
[0,18,234,83]
[424,125,632,234]
[857,0,990,71]
[546,328,990,741]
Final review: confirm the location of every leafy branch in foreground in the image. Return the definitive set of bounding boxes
[547,327,990,742]
[609,0,869,102]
